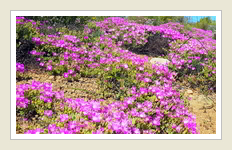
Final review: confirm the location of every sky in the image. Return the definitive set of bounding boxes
[185,16,216,23]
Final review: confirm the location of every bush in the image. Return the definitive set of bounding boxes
[24,16,96,32]
[16,17,40,66]
[123,31,174,57]
[17,80,197,134]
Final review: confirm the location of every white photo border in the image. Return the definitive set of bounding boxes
[11,10,222,140]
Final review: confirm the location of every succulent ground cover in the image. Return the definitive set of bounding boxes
[16,16,216,134]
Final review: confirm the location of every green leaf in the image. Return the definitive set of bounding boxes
[20,111,25,115]
[72,115,76,120]
[132,118,136,125]
[106,76,113,79]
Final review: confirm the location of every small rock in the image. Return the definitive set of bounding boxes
[150,58,170,65]
[186,89,193,94]
[49,76,54,80]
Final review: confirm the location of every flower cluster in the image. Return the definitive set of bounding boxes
[16,63,25,73]
[17,79,198,134]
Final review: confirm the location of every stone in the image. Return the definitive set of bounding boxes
[150,58,170,65]
[49,76,54,80]
[186,89,193,94]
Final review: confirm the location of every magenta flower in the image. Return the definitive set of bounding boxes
[143,78,152,83]
[137,103,143,109]
[44,98,52,103]
[104,67,111,71]
[30,50,37,55]
[60,60,65,65]
[133,128,141,134]
[140,87,148,95]
[172,124,177,129]
[92,114,101,122]
[121,64,128,69]
[16,63,25,73]
[84,36,88,39]
[188,60,192,63]
[64,73,69,78]
[76,66,80,70]
[139,112,146,118]
[47,65,52,71]
[39,62,44,67]
[152,119,161,126]
[16,16,24,20]
[176,126,182,133]
[44,110,53,117]
[25,128,43,134]
[92,102,101,111]
[68,121,77,129]
[125,97,135,104]
[68,70,74,74]
[138,66,144,71]
[60,114,69,122]
[111,122,121,133]
[48,124,58,132]
[52,52,58,56]
[36,58,41,61]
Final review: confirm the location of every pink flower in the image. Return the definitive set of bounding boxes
[188,97,192,100]
[68,121,77,129]
[60,114,69,122]
[60,60,65,65]
[52,52,58,56]
[47,65,52,71]
[121,64,128,69]
[176,126,182,133]
[172,124,177,129]
[44,110,53,117]
[68,70,74,74]
[140,87,148,95]
[92,114,101,122]
[104,67,111,71]
[143,78,152,83]
[76,66,81,70]
[138,67,144,71]
[139,112,146,118]
[36,58,41,61]
[133,128,140,134]
[125,97,135,104]
[64,73,69,78]
[152,119,160,126]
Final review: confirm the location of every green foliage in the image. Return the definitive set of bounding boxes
[17,89,55,118]
[195,17,213,31]
[16,20,39,48]
[129,16,186,26]
[183,17,216,33]
[24,16,93,29]
[167,39,216,94]
[91,16,112,22]
[52,65,68,76]
[127,16,154,25]
[16,72,31,81]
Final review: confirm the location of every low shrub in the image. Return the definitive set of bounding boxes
[17,81,197,134]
